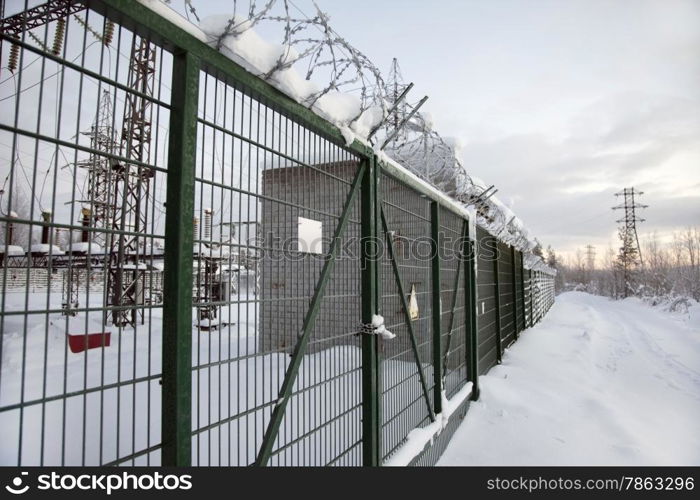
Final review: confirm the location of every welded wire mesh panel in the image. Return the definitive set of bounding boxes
[542,274,555,313]
[476,226,498,375]
[0,6,172,465]
[524,268,532,328]
[410,397,468,466]
[539,273,547,319]
[498,241,515,348]
[514,251,524,333]
[379,172,434,461]
[533,271,542,323]
[438,206,467,398]
[192,69,363,466]
[539,272,546,320]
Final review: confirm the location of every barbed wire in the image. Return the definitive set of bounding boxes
[171,0,386,120]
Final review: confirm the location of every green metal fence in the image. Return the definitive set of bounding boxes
[0,0,556,467]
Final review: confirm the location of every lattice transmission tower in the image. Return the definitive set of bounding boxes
[61,90,117,316]
[585,244,596,283]
[77,89,117,248]
[106,37,156,327]
[386,58,410,145]
[612,187,648,297]
[585,244,596,270]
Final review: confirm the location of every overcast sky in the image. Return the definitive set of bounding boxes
[320,0,700,262]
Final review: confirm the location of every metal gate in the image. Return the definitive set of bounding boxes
[191,68,365,466]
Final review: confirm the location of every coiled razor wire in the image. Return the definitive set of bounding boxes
[166,0,549,260]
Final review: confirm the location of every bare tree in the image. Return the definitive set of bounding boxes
[641,232,670,299]
[681,227,700,300]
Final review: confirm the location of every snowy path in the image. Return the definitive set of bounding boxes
[438,292,700,466]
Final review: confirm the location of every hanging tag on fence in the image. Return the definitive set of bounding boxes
[408,284,419,320]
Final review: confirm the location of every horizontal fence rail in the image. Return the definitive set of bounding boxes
[0,0,556,467]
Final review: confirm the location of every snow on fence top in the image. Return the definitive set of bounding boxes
[145,0,555,275]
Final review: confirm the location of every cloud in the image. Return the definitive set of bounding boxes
[459,91,700,256]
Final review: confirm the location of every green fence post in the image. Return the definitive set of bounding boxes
[493,240,502,363]
[466,221,479,400]
[362,155,380,466]
[162,50,199,466]
[430,202,443,414]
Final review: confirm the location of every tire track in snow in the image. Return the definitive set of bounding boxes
[585,297,700,401]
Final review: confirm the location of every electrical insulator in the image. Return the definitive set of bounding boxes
[8,43,20,73]
[103,20,115,47]
[204,209,213,241]
[52,19,65,56]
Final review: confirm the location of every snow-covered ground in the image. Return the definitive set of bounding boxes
[0,288,422,465]
[438,291,700,466]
